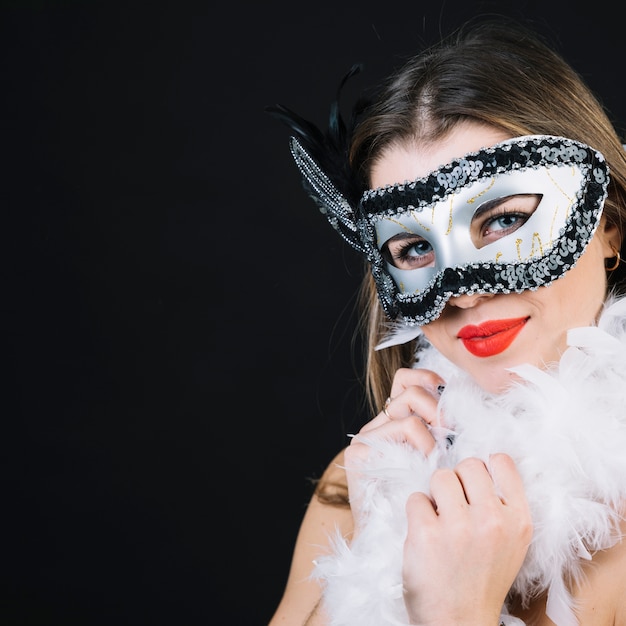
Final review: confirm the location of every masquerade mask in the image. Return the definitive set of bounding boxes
[288,134,609,326]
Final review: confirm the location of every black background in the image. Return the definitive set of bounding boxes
[4,2,625,625]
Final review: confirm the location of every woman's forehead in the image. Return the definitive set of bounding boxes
[370,124,512,189]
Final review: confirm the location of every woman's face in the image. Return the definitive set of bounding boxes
[370,121,619,393]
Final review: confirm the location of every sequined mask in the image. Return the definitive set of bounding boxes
[289,135,609,325]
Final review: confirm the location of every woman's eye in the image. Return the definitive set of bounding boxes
[472,194,541,247]
[383,237,435,269]
[484,212,526,234]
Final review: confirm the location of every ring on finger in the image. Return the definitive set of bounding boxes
[383,396,393,418]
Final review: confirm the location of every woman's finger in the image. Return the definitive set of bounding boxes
[389,367,446,403]
[348,415,438,459]
[487,452,530,511]
[382,384,442,426]
[361,367,446,434]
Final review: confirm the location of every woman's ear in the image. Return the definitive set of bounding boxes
[600,219,622,259]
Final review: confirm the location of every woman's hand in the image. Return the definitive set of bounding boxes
[344,367,446,528]
[402,453,533,626]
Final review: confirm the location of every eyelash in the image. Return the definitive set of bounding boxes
[480,208,529,235]
[394,239,431,259]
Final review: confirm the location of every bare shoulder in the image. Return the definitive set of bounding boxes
[268,449,353,626]
[315,448,349,503]
[510,517,626,625]
[572,517,626,625]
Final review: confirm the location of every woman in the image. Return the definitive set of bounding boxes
[267,17,626,626]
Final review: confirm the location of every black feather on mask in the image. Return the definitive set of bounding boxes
[265,63,369,254]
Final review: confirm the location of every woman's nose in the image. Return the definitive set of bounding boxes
[447,292,495,309]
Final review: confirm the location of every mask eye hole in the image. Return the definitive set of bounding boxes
[470,194,542,249]
[382,233,436,269]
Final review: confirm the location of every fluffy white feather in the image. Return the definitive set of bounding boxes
[375,321,423,351]
[313,297,626,626]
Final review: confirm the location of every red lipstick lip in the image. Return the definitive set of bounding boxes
[457,317,529,358]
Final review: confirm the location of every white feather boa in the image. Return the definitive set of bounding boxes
[313,297,626,626]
